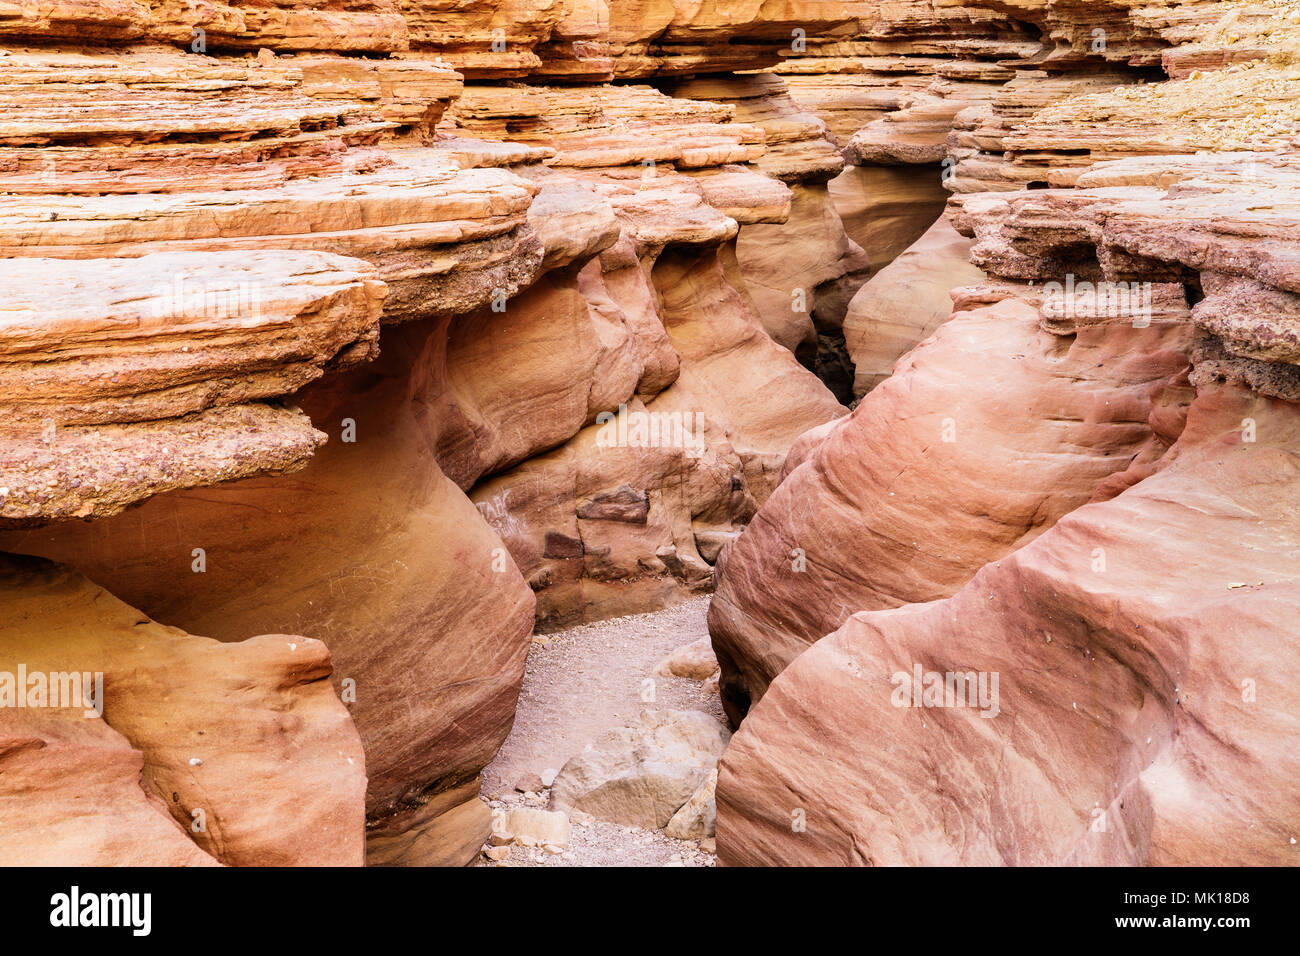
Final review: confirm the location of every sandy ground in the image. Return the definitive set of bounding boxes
[474,596,724,867]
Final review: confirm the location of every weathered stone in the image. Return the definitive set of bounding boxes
[549,710,730,829]
[655,638,718,681]
[665,768,717,840]
[504,808,571,848]
[0,555,366,866]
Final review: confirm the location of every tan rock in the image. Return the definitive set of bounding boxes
[710,296,1195,722]
[655,638,718,681]
[2,320,538,865]
[515,772,546,793]
[504,808,571,849]
[367,782,493,867]
[549,709,730,829]
[0,555,366,866]
[665,768,718,840]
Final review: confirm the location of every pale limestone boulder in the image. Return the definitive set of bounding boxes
[549,710,730,829]
[503,808,571,849]
[656,638,719,681]
[665,769,718,840]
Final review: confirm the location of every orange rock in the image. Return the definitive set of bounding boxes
[1,321,537,865]
[0,554,366,866]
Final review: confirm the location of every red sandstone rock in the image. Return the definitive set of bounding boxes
[710,296,1196,723]
[843,216,984,395]
[718,383,1300,866]
[5,0,1299,871]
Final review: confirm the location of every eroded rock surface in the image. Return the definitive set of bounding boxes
[711,295,1195,722]
[0,1,865,865]
[718,385,1300,866]
[0,555,366,866]
[711,0,1300,867]
[5,0,1298,869]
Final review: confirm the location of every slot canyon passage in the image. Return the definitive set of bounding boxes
[0,0,1298,870]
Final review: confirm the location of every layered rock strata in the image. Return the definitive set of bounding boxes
[0,1,866,864]
[711,0,1300,865]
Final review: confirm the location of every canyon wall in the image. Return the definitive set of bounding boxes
[0,1,878,865]
[3,0,1295,868]
[710,0,1300,865]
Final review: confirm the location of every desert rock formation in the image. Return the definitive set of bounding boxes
[0,1,858,865]
[2,0,1297,869]
[711,0,1300,866]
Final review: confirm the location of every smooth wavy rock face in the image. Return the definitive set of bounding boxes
[433,265,638,489]
[0,555,366,866]
[843,216,985,396]
[0,320,536,865]
[716,383,1300,866]
[709,297,1196,723]
[732,184,869,357]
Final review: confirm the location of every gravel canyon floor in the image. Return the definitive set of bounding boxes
[481,599,723,799]
[476,599,720,867]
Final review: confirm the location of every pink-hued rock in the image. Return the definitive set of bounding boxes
[718,384,1300,866]
[844,216,984,396]
[8,0,1298,871]
[709,296,1196,723]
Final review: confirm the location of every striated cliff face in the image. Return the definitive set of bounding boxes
[710,0,1300,865]
[0,0,871,866]
[3,0,1296,869]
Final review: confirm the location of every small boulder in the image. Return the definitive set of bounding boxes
[655,638,719,681]
[665,769,718,840]
[514,772,546,793]
[505,808,570,849]
[549,709,730,829]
